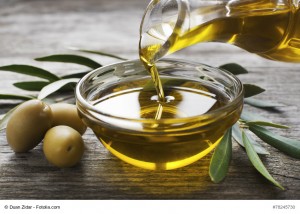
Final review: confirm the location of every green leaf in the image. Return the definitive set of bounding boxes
[0,104,21,130]
[232,123,269,155]
[246,121,289,129]
[41,98,57,104]
[240,110,271,122]
[0,94,34,100]
[38,78,79,100]
[0,65,60,81]
[243,84,265,98]
[242,130,284,190]
[209,129,232,183]
[13,81,50,91]
[244,97,285,108]
[249,125,300,159]
[61,71,90,79]
[35,54,102,69]
[219,63,248,75]
[69,47,127,60]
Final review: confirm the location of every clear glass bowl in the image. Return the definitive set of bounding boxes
[76,59,244,170]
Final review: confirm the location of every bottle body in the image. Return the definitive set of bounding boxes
[139,0,300,63]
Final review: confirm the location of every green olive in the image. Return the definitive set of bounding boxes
[43,125,84,168]
[6,99,52,152]
[50,103,87,135]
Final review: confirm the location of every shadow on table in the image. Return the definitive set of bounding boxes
[88,152,216,199]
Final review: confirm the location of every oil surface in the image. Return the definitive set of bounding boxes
[88,78,237,170]
[92,78,228,119]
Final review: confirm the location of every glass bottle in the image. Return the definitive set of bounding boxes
[139,0,300,63]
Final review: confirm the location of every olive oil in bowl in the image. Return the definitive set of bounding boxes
[76,59,243,170]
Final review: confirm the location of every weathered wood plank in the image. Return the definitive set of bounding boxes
[0,0,299,199]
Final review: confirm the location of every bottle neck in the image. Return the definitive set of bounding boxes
[139,0,190,62]
[139,0,235,62]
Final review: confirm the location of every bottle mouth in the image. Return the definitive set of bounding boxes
[139,0,188,61]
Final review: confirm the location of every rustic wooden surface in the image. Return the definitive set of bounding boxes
[0,0,299,199]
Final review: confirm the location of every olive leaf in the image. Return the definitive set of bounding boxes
[244,97,285,108]
[245,121,289,129]
[41,97,57,104]
[61,71,90,79]
[38,78,80,100]
[242,130,284,190]
[0,65,60,81]
[35,54,102,69]
[69,47,127,60]
[0,104,20,130]
[209,129,232,183]
[0,93,34,100]
[13,81,50,91]
[249,124,300,159]
[243,84,265,98]
[241,110,271,122]
[219,63,248,75]
[232,123,269,155]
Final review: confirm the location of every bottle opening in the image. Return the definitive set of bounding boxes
[139,0,184,61]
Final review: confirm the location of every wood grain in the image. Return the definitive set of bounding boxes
[0,0,299,199]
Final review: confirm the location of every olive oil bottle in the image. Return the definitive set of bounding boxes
[140,0,300,63]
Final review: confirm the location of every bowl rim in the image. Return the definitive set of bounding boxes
[75,58,244,124]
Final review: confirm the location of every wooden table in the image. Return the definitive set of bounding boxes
[0,0,299,199]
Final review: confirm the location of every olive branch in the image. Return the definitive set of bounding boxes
[0,49,299,189]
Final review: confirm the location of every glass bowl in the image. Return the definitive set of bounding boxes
[76,58,244,170]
